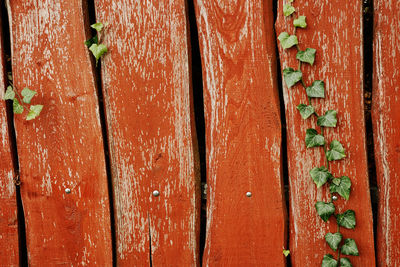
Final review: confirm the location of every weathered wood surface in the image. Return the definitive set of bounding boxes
[195,0,286,265]
[373,1,400,266]
[94,0,200,265]
[276,1,375,266]
[0,11,19,267]
[7,0,112,265]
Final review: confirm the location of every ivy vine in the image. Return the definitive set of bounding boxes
[278,1,359,266]
[3,73,43,120]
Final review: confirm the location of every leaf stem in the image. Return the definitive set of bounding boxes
[337,224,341,266]
[321,127,330,169]
[307,96,312,105]
[296,50,319,118]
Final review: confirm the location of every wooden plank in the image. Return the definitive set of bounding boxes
[373,1,400,266]
[94,0,200,265]
[194,0,286,265]
[0,10,19,267]
[276,1,375,266]
[7,0,112,265]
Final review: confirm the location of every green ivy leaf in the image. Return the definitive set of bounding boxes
[283,4,296,16]
[4,86,15,100]
[326,140,346,161]
[296,48,316,65]
[337,210,356,229]
[325,232,342,251]
[340,257,353,267]
[21,87,37,104]
[315,201,335,222]
[306,80,325,98]
[293,15,307,28]
[278,32,298,50]
[13,98,23,114]
[283,68,302,88]
[330,176,351,200]
[91,22,104,32]
[332,178,341,186]
[317,110,337,127]
[26,105,43,120]
[310,166,332,188]
[283,249,290,257]
[89,43,108,64]
[305,128,325,148]
[341,239,359,256]
[297,104,315,119]
[84,35,98,47]
[321,254,337,267]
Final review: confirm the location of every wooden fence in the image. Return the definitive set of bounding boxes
[0,0,398,266]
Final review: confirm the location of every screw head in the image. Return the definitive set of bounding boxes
[246,192,252,197]
[152,190,160,197]
[332,195,338,201]
[65,188,71,194]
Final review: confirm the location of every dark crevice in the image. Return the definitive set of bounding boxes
[277,58,292,267]
[363,0,377,255]
[187,0,207,265]
[15,187,27,267]
[85,1,117,266]
[1,2,28,266]
[148,214,153,267]
[273,0,291,266]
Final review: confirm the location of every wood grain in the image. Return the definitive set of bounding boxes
[94,0,200,265]
[373,1,400,266]
[276,1,375,266]
[7,0,112,265]
[194,0,286,265]
[0,9,19,267]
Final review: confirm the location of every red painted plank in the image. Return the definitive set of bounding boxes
[7,0,112,265]
[373,1,400,266]
[94,0,200,265]
[0,11,19,267]
[276,1,375,266]
[194,0,286,265]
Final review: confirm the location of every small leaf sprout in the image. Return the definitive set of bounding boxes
[3,72,43,120]
[85,22,108,65]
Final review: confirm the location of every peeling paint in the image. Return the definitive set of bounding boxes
[95,0,200,265]
[373,1,400,265]
[195,0,286,266]
[7,0,112,265]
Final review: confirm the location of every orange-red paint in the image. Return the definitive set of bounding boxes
[195,0,286,266]
[8,0,112,265]
[276,1,375,266]
[94,0,200,265]
[373,1,400,266]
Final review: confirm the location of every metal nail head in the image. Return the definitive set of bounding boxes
[153,190,160,197]
[65,188,71,194]
[332,195,338,201]
[246,192,252,197]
